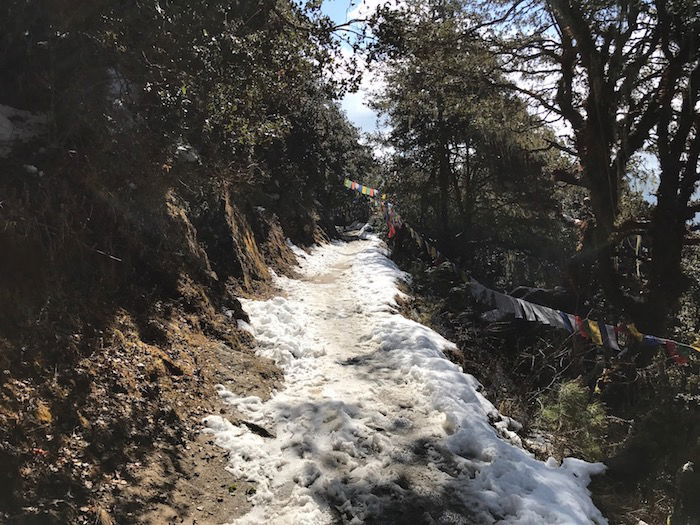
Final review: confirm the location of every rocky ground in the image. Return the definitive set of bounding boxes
[0,303,282,525]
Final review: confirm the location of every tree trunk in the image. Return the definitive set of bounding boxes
[643,154,690,335]
[436,100,450,237]
[576,119,629,312]
[450,161,465,220]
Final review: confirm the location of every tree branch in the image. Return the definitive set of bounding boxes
[550,167,588,188]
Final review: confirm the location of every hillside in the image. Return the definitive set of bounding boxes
[2,1,700,524]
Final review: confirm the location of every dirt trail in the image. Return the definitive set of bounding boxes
[205,237,607,525]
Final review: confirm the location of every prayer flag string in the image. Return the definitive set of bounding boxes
[341,178,699,364]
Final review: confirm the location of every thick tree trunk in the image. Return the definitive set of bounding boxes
[644,158,689,335]
[436,101,450,237]
[576,119,630,312]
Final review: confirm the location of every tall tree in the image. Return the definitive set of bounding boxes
[371,0,568,280]
[493,0,700,334]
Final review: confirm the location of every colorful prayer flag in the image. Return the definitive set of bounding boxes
[676,344,693,357]
[559,311,574,332]
[664,340,689,365]
[642,335,664,346]
[626,324,644,342]
[588,320,603,345]
[603,324,621,351]
[692,337,700,353]
[575,316,589,339]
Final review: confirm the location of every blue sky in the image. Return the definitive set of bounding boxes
[321,0,359,24]
[321,0,381,134]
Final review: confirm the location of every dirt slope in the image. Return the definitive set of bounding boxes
[0,155,333,524]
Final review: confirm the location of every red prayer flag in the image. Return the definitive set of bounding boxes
[575,316,589,339]
[664,340,689,365]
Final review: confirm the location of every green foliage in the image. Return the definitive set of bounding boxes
[0,0,371,218]
[370,0,572,287]
[537,380,608,461]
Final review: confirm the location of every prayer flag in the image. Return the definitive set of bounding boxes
[538,306,567,329]
[529,304,552,325]
[575,316,589,339]
[588,320,603,345]
[513,299,526,319]
[493,293,515,316]
[603,324,620,351]
[626,324,644,342]
[664,340,689,365]
[692,337,700,353]
[642,335,664,346]
[599,321,610,348]
[676,343,693,357]
[559,311,574,332]
[521,301,539,322]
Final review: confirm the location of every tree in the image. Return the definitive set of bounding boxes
[493,0,700,335]
[370,0,569,283]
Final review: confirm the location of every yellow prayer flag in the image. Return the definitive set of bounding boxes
[692,336,700,353]
[588,320,603,345]
[627,324,644,342]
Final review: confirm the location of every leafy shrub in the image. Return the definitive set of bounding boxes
[537,379,608,461]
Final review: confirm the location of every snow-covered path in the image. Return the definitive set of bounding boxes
[204,237,606,525]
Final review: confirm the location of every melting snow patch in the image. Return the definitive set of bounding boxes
[205,235,607,524]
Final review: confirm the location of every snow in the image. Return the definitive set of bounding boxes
[0,104,47,158]
[204,236,607,524]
